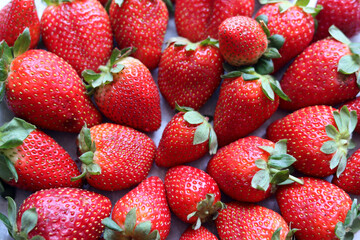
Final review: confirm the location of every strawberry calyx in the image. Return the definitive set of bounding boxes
[335,198,360,240]
[102,207,160,240]
[271,226,298,240]
[251,139,304,192]
[176,103,218,154]
[0,197,44,240]
[186,194,226,230]
[320,106,357,178]
[166,37,219,52]
[42,0,72,5]
[259,0,323,17]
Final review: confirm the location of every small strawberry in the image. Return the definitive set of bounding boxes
[155,105,217,168]
[102,176,171,240]
[158,37,223,110]
[0,188,112,239]
[267,105,357,178]
[0,0,40,49]
[179,226,218,240]
[41,0,113,76]
[175,0,255,42]
[279,26,360,111]
[207,136,302,203]
[82,47,161,132]
[0,118,82,192]
[71,123,156,191]
[164,165,225,229]
[109,0,168,70]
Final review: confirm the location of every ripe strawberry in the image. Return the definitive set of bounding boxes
[279,26,360,110]
[109,0,168,70]
[82,47,161,132]
[0,0,40,49]
[0,188,112,239]
[0,30,102,132]
[207,136,302,203]
[342,97,360,134]
[0,118,82,191]
[276,177,360,240]
[155,105,217,167]
[158,37,223,110]
[41,0,113,76]
[164,166,225,229]
[72,123,156,191]
[102,176,171,240]
[175,0,255,42]
[179,226,218,240]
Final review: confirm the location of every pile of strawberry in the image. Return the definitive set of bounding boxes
[0,0,360,239]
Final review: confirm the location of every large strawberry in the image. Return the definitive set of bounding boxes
[175,0,255,42]
[158,37,223,110]
[102,176,171,240]
[109,0,168,70]
[41,0,113,76]
[71,123,156,191]
[82,47,161,132]
[276,177,359,240]
[279,26,360,110]
[179,226,218,240]
[267,105,357,178]
[0,118,82,192]
[0,29,102,132]
[155,105,217,168]
[0,188,112,239]
[0,0,40,49]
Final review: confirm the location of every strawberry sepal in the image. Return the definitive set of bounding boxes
[165,37,219,51]
[0,118,36,149]
[335,199,360,240]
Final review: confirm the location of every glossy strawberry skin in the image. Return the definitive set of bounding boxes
[81,123,156,191]
[175,0,254,42]
[0,0,40,49]
[215,202,289,240]
[279,38,358,111]
[207,136,273,202]
[109,0,168,70]
[342,97,360,134]
[112,176,171,240]
[17,187,112,240]
[158,43,223,110]
[276,177,352,240]
[180,226,218,240]
[5,50,102,132]
[41,0,113,76]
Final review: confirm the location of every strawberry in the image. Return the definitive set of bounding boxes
[342,97,360,134]
[267,105,357,178]
[179,226,218,240]
[71,123,156,191]
[175,0,255,42]
[276,177,360,240]
[158,37,223,110]
[102,176,171,240]
[207,136,302,203]
[82,47,161,132]
[155,105,217,168]
[0,0,40,49]
[164,165,225,229]
[109,0,168,70]
[0,188,112,239]
[279,26,360,111]
[215,202,295,240]
[0,29,102,132]
[0,118,82,191]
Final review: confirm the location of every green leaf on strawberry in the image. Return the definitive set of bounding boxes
[335,199,360,240]
[166,37,219,52]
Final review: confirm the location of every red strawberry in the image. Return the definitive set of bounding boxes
[102,176,171,240]
[342,97,360,134]
[0,30,102,132]
[179,226,218,240]
[0,188,111,239]
[41,0,113,76]
[175,0,255,42]
[0,0,40,49]
[72,123,156,191]
[267,105,357,177]
[155,105,217,168]
[158,37,223,110]
[82,48,161,132]
[109,0,168,70]
[279,26,359,111]
[164,165,225,229]
[276,177,359,240]
[0,118,82,191]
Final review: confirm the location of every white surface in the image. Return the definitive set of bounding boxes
[0,0,360,239]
